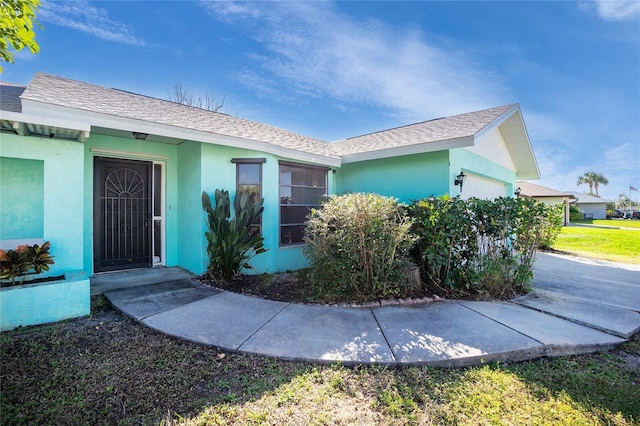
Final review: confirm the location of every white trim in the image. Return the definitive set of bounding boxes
[0,109,91,133]
[340,137,473,163]
[474,104,519,141]
[152,161,166,267]
[90,147,170,161]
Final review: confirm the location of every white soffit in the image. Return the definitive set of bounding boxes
[475,106,540,180]
[0,109,90,142]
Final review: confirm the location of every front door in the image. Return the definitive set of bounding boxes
[94,157,152,272]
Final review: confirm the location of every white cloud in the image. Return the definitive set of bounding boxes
[39,0,147,46]
[200,1,503,123]
[604,142,639,175]
[198,1,262,21]
[579,0,640,21]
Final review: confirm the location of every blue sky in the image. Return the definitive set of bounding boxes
[4,0,639,201]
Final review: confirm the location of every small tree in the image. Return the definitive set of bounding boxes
[0,0,42,72]
[202,189,266,279]
[168,81,225,112]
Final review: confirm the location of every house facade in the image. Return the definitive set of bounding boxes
[569,192,611,220]
[0,72,540,279]
[516,181,576,225]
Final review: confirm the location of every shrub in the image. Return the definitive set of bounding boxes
[569,204,582,222]
[410,196,562,300]
[303,193,417,303]
[0,241,55,286]
[202,189,266,279]
[409,195,477,292]
[534,202,564,249]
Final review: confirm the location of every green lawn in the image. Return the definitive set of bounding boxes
[553,224,640,264]
[1,297,639,425]
[592,219,640,229]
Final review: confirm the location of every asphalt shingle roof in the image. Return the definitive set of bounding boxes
[4,73,525,164]
[19,73,338,159]
[517,181,574,198]
[568,192,612,204]
[332,104,516,156]
[0,81,26,113]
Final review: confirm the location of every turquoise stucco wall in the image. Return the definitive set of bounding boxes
[79,135,340,275]
[335,151,450,202]
[0,272,90,331]
[196,144,332,274]
[83,134,179,275]
[0,157,44,239]
[449,148,517,196]
[0,133,84,277]
[177,141,206,274]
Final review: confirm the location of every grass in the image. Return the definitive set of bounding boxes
[1,296,639,425]
[572,219,640,229]
[552,223,640,264]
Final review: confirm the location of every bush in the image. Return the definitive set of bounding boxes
[202,189,266,279]
[303,193,417,303]
[535,203,564,249]
[569,204,582,222]
[409,196,561,300]
[0,241,54,286]
[409,195,477,293]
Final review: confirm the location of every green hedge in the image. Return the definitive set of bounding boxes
[409,196,563,299]
[303,194,563,302]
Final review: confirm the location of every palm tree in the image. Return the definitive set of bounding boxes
[577,172,609,197]
[592,173,608,198]
[577,172,596,196]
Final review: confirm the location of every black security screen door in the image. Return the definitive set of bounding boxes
[94,157,152,272]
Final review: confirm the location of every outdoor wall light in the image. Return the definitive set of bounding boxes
[132,132,148,140]
[454,171,467,192]
[515,187,521,197]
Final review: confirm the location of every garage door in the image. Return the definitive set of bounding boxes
[460,173,507,200]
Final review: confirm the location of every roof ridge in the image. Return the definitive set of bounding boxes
[336,103,517,143]
[110,87,232,117]
[341,116,446,141]
[0,80,27,88]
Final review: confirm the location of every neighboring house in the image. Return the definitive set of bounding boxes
[569,192,611,220]
[516,181,575,225]
[0,72,540,278]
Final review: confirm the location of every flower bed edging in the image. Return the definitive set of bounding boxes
[0,271,90,331]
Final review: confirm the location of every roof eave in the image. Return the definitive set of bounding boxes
[340,136,474,164]
[476,105,541,180]
[0,109,91,142]
[19,99,342,167]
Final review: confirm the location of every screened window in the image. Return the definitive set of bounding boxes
[279,161,328,246]
[233,158,264,236]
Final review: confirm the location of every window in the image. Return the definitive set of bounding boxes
[233,158,265,236]
[279,161,328,246]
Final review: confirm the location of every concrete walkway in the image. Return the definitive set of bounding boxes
[91,252,640,367]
